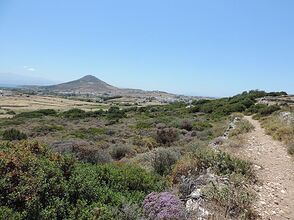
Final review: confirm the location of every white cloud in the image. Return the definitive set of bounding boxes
[28,68,35,72]
[23,66,36,72]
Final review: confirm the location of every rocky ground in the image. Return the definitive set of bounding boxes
[243,116,294,220]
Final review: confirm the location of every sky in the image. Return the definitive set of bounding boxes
[0,0,293,97]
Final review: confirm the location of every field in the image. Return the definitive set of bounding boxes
[0,94,107,116]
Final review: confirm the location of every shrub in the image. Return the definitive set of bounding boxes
[69,127,107,140]
[107,106,126,120]
[113,203,142,220]
[0,207,22,220]
[190,90,282,118]
[78,149,113,164]
[192,148,254,179]
[156,127,178,146]
[61,108,87,119]
[259,105,280,116]
[170,156,199,184]
[135,121,153,130]
[32,124,64,136]
[246,104,268,115]
[143,192,185,220]
[110,145,133,160]
[241,98,255,108]
[193,121,212,131]
[16,109,57,118]
[6,110,16,115]
[179,119,193,131]
[2,128,27,141]
[0,141,165,219]
[152,148,179,176]
[133,136,158,151]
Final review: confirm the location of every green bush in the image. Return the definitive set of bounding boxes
[6,110,16,115]
[110,145,132,160]
[0,141,165,219]
[61,108,87,119]
[16,109,57,118]
[259,105,280,116]
[2,128,27,141]
[69,127,107,139]
[32,124,64,135]
[0,207,22,220]
[247,104,280,117]
[192,148,254,179]
[190,90,284,118]
[135,121,153,130]
[152,148,179,176]
[107,106,126,120]
[193,121,212,131]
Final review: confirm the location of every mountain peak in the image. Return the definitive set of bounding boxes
[44,74,116,93]
[79,75,99,82]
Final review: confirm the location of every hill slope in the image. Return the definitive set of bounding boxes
[39,75,187,101]
[44,75,117,94]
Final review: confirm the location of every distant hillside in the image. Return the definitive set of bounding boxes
[40,75,184,100]
[43,75,117,94]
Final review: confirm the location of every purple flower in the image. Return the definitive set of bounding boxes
[143,192,185,220]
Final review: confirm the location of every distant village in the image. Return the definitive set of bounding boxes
[0,89,13,97]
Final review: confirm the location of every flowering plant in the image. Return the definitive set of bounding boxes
[143,192,185,220]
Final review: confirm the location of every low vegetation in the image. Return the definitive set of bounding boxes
[261,114,294,145]
[0,90,288,219]
[229,118,254,137]
[171,148,256,219]
[0,141,165,219]
[2,128,27,141]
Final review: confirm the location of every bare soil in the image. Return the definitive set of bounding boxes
[243,116,294,220]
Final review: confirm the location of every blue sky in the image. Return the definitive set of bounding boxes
[0,0,293,96]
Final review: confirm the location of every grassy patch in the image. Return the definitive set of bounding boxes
[229,118,254,137]
[261,115,294,144]
[32,124,64,134]
[69,127,108,139]
[15,109,57,118]
[203,175,256,219]
[2,128,27,141]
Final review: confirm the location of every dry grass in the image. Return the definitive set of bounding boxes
[0,95,107,115]
[229,118,254,137]
[261,115,294,144]
[225,135,246,148]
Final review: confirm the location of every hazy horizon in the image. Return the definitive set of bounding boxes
[1,0,294,96]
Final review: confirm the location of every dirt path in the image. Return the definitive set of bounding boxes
[243,116,294,220]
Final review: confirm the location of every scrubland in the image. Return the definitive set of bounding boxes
[0,90,289,219]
